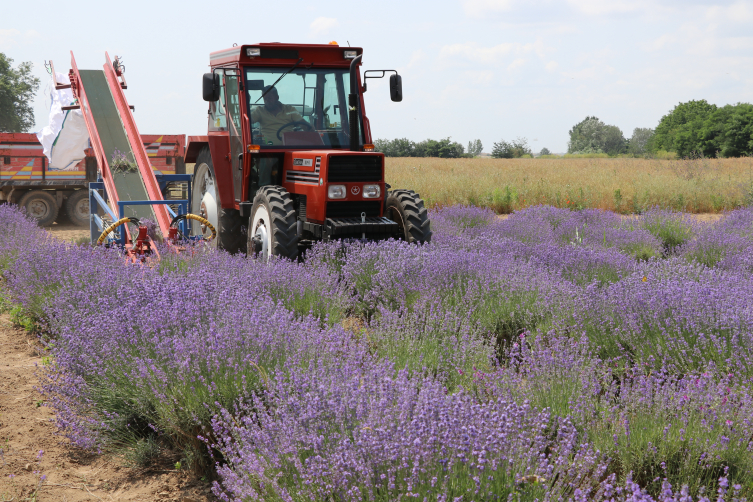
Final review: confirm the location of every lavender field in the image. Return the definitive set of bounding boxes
[2,203,753,501]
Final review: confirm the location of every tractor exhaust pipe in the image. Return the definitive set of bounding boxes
[349,54,362,152]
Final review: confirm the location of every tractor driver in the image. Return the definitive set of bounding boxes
[250,86,304,146]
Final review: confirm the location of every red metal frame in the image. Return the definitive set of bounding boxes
[69,52,121,217]
[103,52,171,236]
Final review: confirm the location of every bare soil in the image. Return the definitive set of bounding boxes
[0,312,214,501]
[47,222,90,243]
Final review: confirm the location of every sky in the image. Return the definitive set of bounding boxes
[2,0,752,154]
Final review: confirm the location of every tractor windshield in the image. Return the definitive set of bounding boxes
[245,67,363,149]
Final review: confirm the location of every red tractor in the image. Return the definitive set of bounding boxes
[184,43,431,259]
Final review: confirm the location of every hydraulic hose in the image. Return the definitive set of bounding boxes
[96,217,140,245]
[170,213,216,241]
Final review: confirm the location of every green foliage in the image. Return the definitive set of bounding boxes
[654,100,717,156]
[641,213,696,255]
[466,139,483,157]
[650,100,753,158]
[568,116,627,156]
[374,137,464,158]
[628,127,656,156]
[0,53,40,132]
[702,103,753,157]
[538,147,551,156]
[491,137,532,158]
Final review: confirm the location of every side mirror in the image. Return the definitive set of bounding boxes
[202,73,220,102]
[389,74,402,102]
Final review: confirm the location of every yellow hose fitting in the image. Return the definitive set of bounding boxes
[169,213,216,241]
[97,217,139,245]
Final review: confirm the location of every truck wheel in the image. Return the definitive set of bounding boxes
[385,189,432,244]
[18,190,59,227]
[65,190,90,227]
[192,147,245,253]
[247,186,298,260]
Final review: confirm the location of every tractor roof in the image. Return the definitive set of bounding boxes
[209,43,363,68]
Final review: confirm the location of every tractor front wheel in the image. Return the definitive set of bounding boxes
[385,189,432,244]
[247,186,298,260]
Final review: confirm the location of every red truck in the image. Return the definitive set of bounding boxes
[0,132,186,226]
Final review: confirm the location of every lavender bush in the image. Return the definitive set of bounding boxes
[1,202,752,500]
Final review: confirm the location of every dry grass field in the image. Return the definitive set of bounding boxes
[385,156,753,213]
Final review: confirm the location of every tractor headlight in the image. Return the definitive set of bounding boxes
[344,50,358,59]
[246,48,261,57]
[362,185,381,198]
[328,185,346,199]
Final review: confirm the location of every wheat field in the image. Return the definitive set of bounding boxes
[384,156,753,213]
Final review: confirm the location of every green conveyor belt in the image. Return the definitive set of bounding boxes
[78,70,154,221]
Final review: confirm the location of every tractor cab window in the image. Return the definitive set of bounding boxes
[245,67,362,149]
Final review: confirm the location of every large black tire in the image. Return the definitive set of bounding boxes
[385,189,432,244]
[65,190,90,227]
[192,147,245,253]
[247,186,298,260]
[18,190,59,227]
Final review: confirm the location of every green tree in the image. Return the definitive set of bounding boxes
[539,147,551,156]
[653,100,717,157]
[628,127,655,156]
[568,116,626,155]
[0,53,40,132]
[700,103,753,157]
[467,139,483,157]
[491,137,531,158]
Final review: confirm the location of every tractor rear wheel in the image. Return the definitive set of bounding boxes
[385,189,432,244]
[247,186,298,260]
[19,190,58,227]
[65,190,90,227]
[192,147,245,253]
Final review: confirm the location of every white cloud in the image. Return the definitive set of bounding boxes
[507,58,526,71]
[462,0,515,17]
[309,17,339,36]
[566,0,644,15]
[463,70,495,84]
[545,60,559,71]
[0,29,21,49]
[440,42,514,65]
[0,29,40,49]
[705,1,753,24]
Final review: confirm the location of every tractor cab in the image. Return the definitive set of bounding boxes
[185,43,430,259]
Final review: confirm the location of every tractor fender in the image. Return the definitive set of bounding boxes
[186,135,235,209]
[185,136,209,163]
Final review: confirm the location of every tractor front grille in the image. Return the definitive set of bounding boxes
[327,155,382,182]
[326,201,381,219]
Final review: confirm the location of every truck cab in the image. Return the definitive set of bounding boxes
[185,43,431,259]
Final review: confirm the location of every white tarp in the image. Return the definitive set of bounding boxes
[36,72,90,171]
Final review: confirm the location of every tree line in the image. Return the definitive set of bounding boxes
[377,100,753,160]
[566,100,753,158]
[373,137,478,158]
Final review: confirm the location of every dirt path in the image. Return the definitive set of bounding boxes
[0,312,214,501]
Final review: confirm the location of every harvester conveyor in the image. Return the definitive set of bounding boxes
[66,52,176,246]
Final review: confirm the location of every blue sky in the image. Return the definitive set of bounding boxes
[2,0,752,153]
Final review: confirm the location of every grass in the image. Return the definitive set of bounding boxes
[386,156,753,213]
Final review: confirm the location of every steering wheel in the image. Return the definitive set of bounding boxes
[276,120,314,140]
